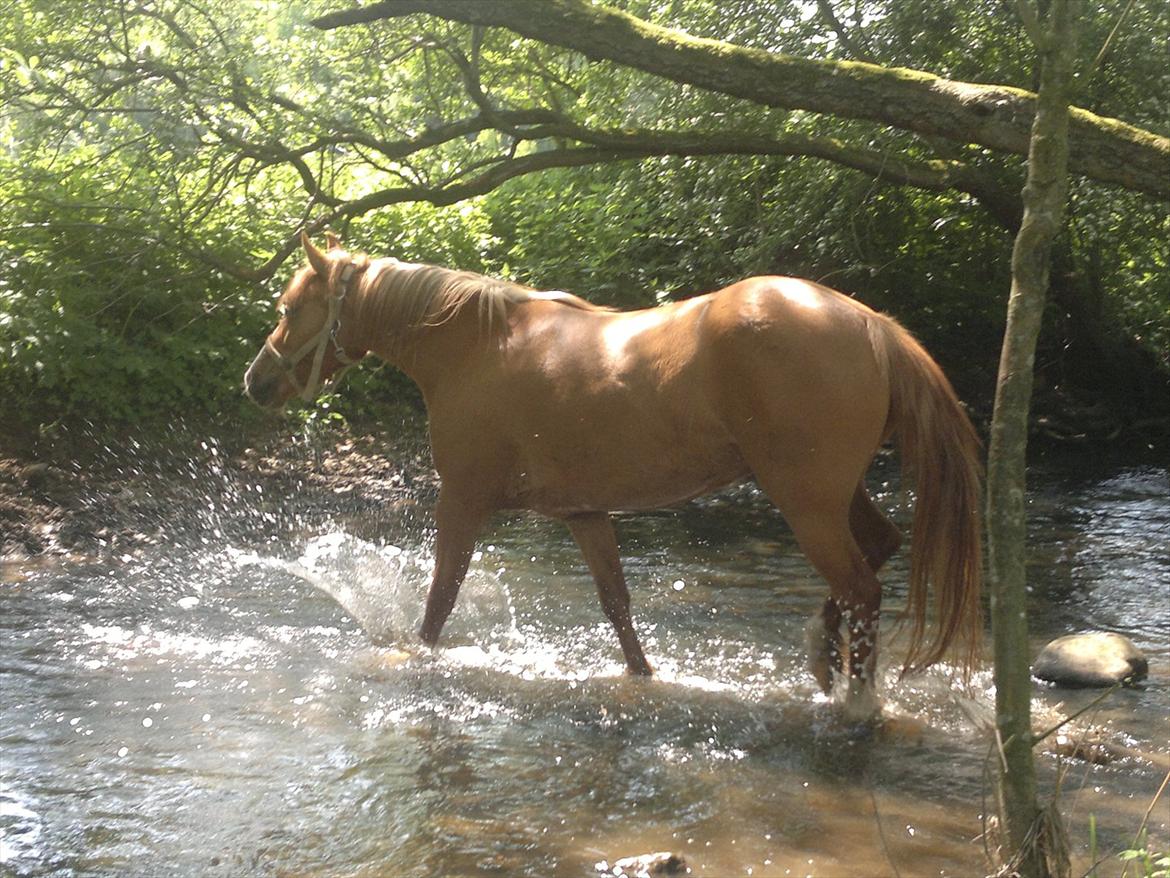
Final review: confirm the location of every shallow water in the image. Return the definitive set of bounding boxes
[1,449,1167,877]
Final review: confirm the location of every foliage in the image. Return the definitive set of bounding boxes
[0,0,1167,435]
[0,155,271,426]
[1119,831,1170,878]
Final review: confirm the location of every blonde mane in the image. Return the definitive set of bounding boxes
[354,257,600,351]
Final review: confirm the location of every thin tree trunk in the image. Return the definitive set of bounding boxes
[986,1,1076,876]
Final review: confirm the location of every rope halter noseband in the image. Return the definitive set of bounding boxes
[263,261,361,402]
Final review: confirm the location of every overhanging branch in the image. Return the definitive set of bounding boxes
[221,122,1021,282]
[312,0,1170,200]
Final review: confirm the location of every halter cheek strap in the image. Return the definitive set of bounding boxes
[266,262,361,402]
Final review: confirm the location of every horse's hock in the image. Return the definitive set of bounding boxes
[1032,632,1149,687]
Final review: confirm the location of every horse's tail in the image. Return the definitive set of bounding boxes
[869,314,984,675]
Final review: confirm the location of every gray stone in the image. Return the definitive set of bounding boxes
[1033,632,1148,687]
[603,852,689,877]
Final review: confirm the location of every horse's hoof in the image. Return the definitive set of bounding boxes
[839,679,882,723]
[810,656,834,694]
[804,616,841,694]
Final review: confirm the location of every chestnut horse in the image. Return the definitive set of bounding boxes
[245,234,983,713]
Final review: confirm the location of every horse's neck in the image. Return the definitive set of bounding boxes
[356,280,493,395]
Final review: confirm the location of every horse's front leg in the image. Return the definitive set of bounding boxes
[565,512,653,676]
[419,492,488,647]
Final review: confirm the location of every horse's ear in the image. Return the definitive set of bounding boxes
[325,231,343,251]
[301,231,330,276]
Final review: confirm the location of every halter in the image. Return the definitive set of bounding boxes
[264,262,360,401]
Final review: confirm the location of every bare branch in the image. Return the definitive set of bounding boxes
[1015,0,1048,51]
[814,0,875,62]
[1085,0,1138,83]
[216,120,1023,283]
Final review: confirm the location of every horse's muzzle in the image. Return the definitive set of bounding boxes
[243,348,286,408]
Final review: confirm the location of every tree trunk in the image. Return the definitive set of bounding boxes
[986,1,1076,876]
[313,0,1170,199]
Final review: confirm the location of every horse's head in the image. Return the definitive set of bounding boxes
[244,232,365,408]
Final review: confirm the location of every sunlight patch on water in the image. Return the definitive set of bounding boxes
[438,641,619,681]
[0,786,43,866]
[79,622,265,667]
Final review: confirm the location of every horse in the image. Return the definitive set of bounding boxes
[244,233,983,716]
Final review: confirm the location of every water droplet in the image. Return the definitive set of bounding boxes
[142,717,153,728]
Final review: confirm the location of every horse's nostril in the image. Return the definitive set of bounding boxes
[244,374,278,407]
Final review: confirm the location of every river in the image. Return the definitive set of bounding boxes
[1,443,1166,877]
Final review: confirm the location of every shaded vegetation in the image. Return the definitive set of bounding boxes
[0,0,1167,446]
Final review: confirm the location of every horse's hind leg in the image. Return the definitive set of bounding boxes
[755,475,883,713]
[849,484,902,573]
[805,485,902,692]
[565,512,653,676]
[806,597,842,694]
[796,517,882,716]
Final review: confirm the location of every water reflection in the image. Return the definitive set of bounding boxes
[0,461,1166,876]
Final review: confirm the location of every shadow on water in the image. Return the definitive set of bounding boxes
[1,437,1167,877]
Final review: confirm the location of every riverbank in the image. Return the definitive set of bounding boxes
[0,410,433,560]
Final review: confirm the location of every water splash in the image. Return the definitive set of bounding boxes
[230,531,518,648]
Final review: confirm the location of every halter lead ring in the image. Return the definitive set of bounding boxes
[265,262,360,401]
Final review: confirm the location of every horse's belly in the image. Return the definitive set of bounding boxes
[509,436,748,515]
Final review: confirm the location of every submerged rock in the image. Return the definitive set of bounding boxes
[599,851,689,877]
[1033,632,1148,687]
[1053,732,1114,765]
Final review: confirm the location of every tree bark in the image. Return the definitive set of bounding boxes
[313,0,1169,200]
[986,1,1076,875]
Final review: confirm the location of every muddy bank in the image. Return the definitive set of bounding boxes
[0,418,434,560]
